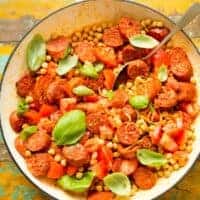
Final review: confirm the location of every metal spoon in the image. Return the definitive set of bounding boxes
[114,3,200,89]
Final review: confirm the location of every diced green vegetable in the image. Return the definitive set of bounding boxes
[129,34,159,49]
[102,90,114,100]
[53,110,86,145]
[103,173,131,196]
[57,171,95,193]
[20,125,38,140]
[56,55,78,76]
[129,95,149,109]
[26,34,46,71]
[79,62,98,78]
[17,99,29,115]
[94,63,104,73]
[157,64,168,82]
[137,149,167,168]
[72,85,94,96]
[63,46,72,58]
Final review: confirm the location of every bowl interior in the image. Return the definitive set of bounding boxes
[1,0,200,200]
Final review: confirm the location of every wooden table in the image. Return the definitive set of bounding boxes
[0,0,200,199]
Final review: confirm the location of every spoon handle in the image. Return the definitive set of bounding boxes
[144,3,200,60]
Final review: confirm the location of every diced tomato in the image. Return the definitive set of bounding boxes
[83,94,99,102]
[66,165,78,176]
[149,125,162,145]
[111,89,128,108]
[87,192,114,200]
[92,160,108,179]
[152,49,170,68]
[120,159,138,175]
[179,102,197,118]
[84,138,103,152]
[39,104,56,117]
[15,136,27,157]
[59,98,77,112]
[103,69,115,90]
[80,131,91,145]
[47,161,64,179]
[23,110,40,125]
[160,133,178,152]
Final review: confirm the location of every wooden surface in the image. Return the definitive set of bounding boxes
[0,0,200,199]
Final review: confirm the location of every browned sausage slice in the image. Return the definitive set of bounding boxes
[103,26,124,47]
[26,153,51,177]
[9,111,24,132]
[111,89,129,108]
[133,166,157,189]
[62,144,89,166]
[116,122,139,145]
[121,45,138,62]
[168,47,193,81]
[118,144,139,159]
[120,104,137,122]
[147,27,169,41]
[86,112,109,134]
[137,136,152,149]
[16,74,35,97]
[25,132,51,152]
[127,59,149,80]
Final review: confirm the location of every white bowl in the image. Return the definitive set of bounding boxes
[1,1,200,199]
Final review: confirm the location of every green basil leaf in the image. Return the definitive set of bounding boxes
[157,64,168,82]
[102,90,114,100]
[129,95,149,109]
[94,63,104,73]
[57,171,95,193]
[129,34,159,49]
[79,62,98,79]
[137,149,167,168]
[20,126,38,141]
[17,99,29,115]
[53,110,86,145]
[103,173,131,196]
[56,55,78,76]
[72,85,94,96]
[26,34,46,71]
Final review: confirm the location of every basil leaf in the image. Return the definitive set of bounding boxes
[56,55,78,76]
[102,90,114,100]
[57,171,95,193]
[79,62,98,79]
[103,173,131,196]
[129,95,149,109]
[73,85,94,96]
[20,125,38,141]
[129,34,159,49]
[137,149,167,168]
[26,34,46,71]
[17,99,29,115]
[157,65,168,82]
[53,110,86,145]
[94,63,104,73]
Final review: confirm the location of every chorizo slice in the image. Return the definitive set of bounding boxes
[62,144,89,167]
[116,122,139,145]
[119,104,137,122]
[111,89,129,108]
[26,153,51,177]
[168,47,193,81]
[75,41,96,63]
[147,27,169,41]
[103,26,124,47]
[86,112,109,134]
[118,144,139,159]
[9,111,24,132]
[127,59,150,80]
[133,166,157,189]
[119,17,142,38]
[154,87,178,109]
[16,74,35,97]
[121,45,139,62]
[25,132,51,152]
[137,136,152,149]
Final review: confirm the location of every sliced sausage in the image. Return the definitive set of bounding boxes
[26,153,51,177]
[16,74,35,97]
[116,122,139,145]
[46,79,67,104]
[133,167,157,189]
[86,112,109,134]
[25,132,51,152]
[37,118,55,134]
[120,104,137,122]
[15,136,27,157]
[119,17,142,38]
[154,87,178,109]
[137,136,152,149]
[111,89,129,108]
[118,144,138,159]
[9,111,24,132]
[121,45,138,62]
[147,27,169,41]
[62,144,89,166]
[168,47,193,81]
[127,59,150,80]
[103,26,124,47]
[146,77,161,100]
[75,41,96,63]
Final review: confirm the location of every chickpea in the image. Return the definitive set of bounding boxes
[72,35,78,42]
[75,31,82,38]
[84,26,90,33]
[89,30,94,36]
[96,26,103,33]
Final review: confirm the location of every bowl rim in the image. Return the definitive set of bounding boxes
[0,0,200,199]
